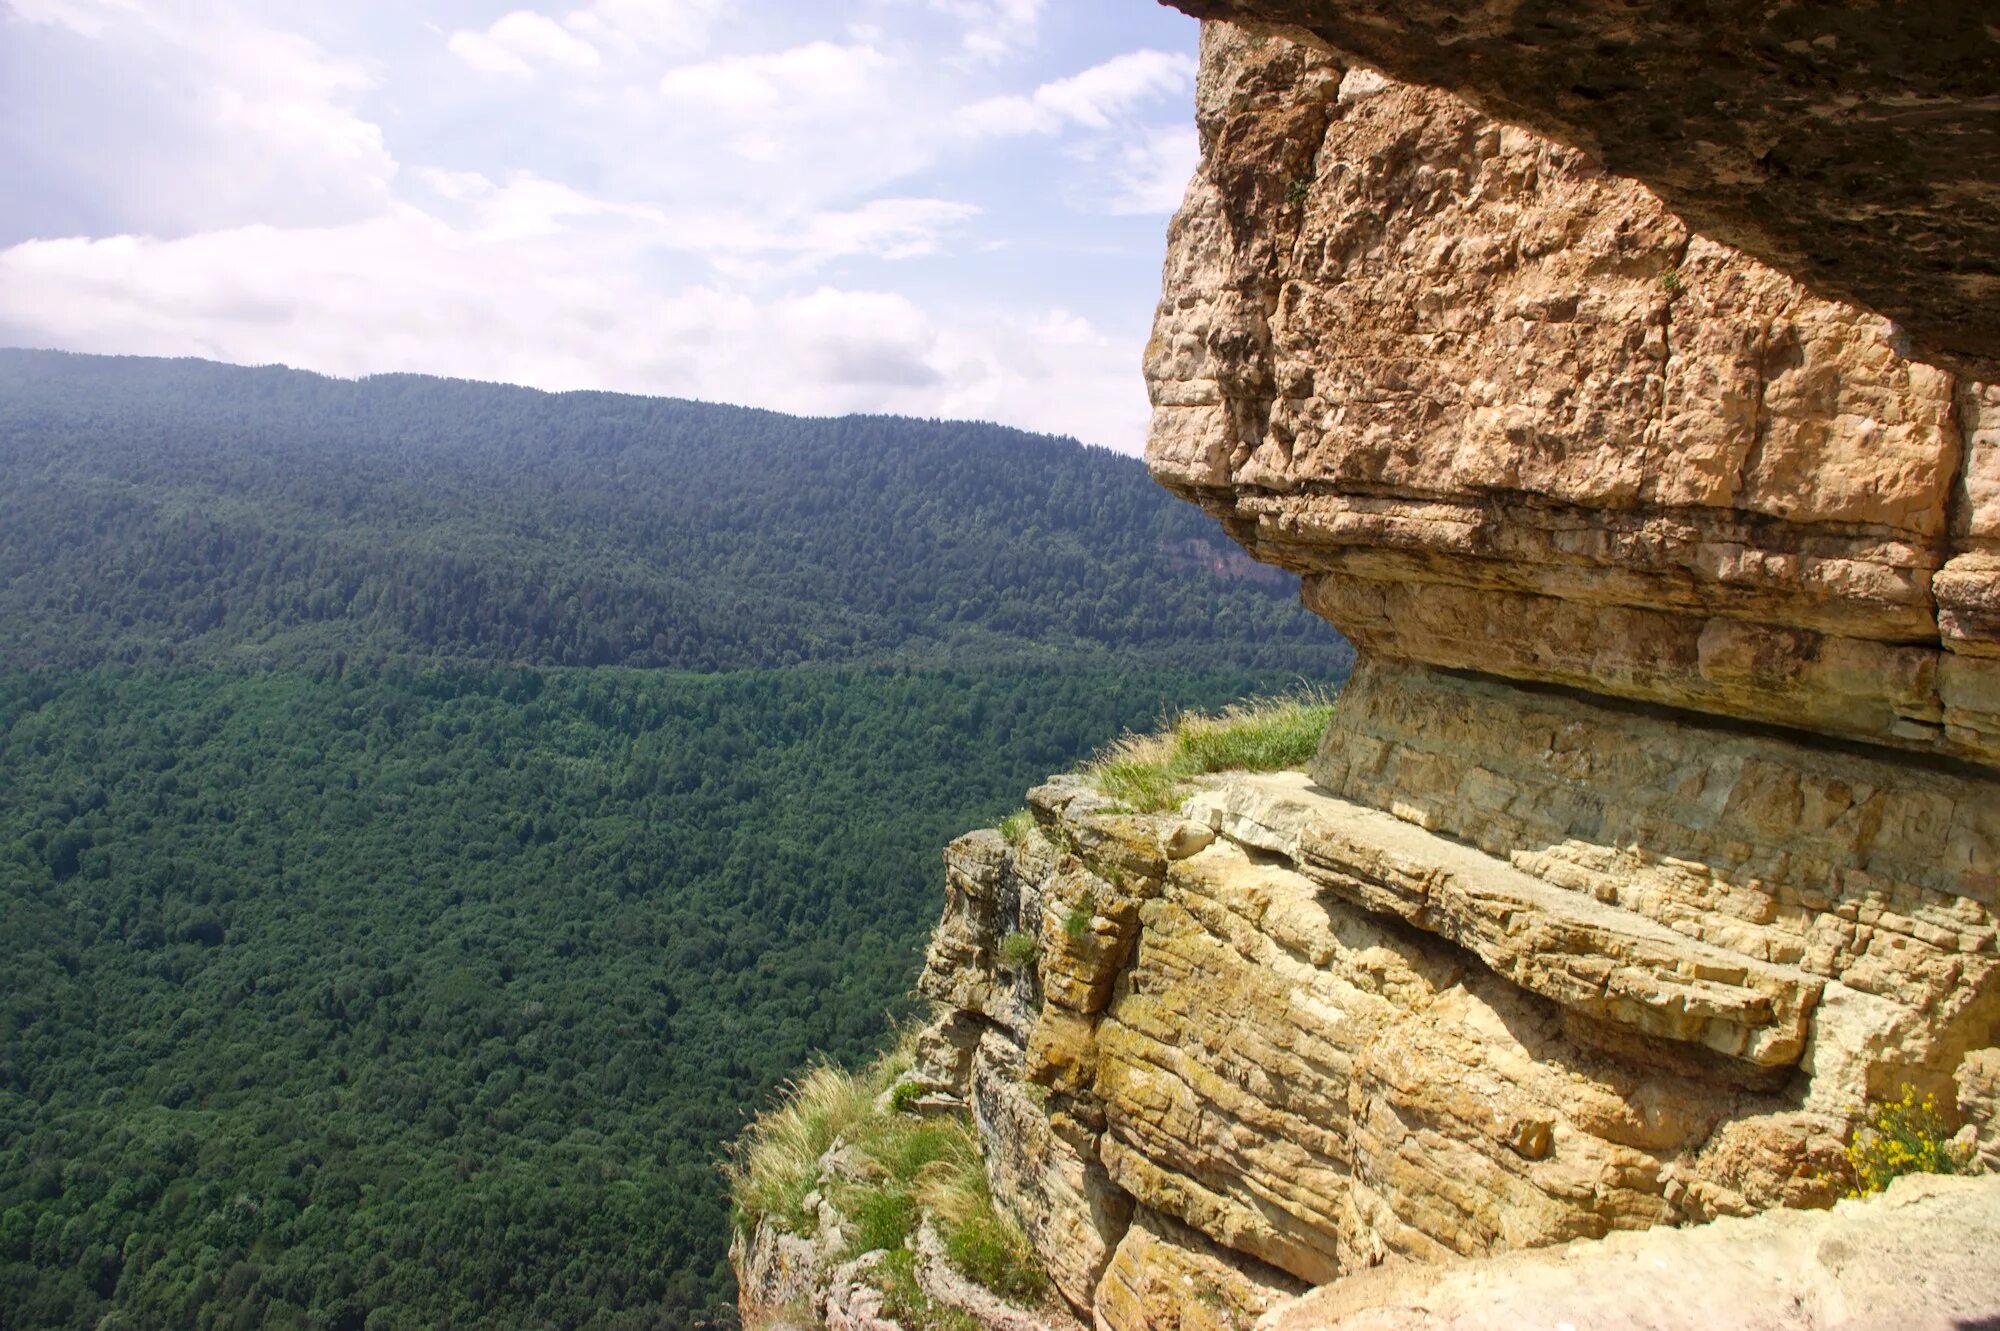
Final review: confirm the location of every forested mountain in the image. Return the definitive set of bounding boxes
[0,349,1335,674]
[0,349,1350,1329]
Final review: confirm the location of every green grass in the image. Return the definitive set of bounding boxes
[731,1040,1049,1321]
[997,809,1035,846]
[1087,688,1336,813]
[997,930,1041,973]
[922,1162,1048,1307]
[1063,891,1097,941]
[727,1038,913,1235]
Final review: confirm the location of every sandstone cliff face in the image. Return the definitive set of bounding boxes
[884,765,1997,1327]
[1150,23,2000,766]
[1158,1,2000,383]
[737,16,2000,1329]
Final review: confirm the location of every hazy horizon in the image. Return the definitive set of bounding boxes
[0,0,1202,455]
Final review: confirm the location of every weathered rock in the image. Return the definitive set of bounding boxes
[912,1222,1085,1331]
[970,1020,1133,1312]
[892,760,1997,1323]
[1156,1,2000,382]
[1258,1173,2000,1331]
[1192,773,1825,1068]
[920,830,1046,1042]
[1320,663,2000,1093]
[1146,22,1999,764]
[1958,1049,2000,1175]
[824,1252,901,1331]
[1094,1207,1304,1331]
[732,1221,833,1331]
[908,1006,987,1106]
[759,14,2000,1327]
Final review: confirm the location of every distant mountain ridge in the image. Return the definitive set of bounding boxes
[0,349,1346,673]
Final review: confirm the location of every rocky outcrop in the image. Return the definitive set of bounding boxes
[885,764,1999,1327]
[1262,1172,2000,1331]
[1149,22,2000,765]
[737,13,2000,1329]
[1157,1,2000,382]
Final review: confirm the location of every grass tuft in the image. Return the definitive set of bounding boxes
[727,1036,912,1235]
[918,1157,1048,1307]
[997,930,1041,974]
[733,1036,1052,1321]
[1063,891,1097,941]
[1086,688,1336,813]
[997,809,1035,846]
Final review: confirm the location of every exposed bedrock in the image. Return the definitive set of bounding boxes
[879,19,2000,1328]
[1148,22,2000,765]
[1156,0,2000,383]
[906,773,1999,1327]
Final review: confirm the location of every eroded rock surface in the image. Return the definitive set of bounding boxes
[897,769,1996,1325]
[1157,0,2000,381]
[740,14,2000,1329]
[1260,1173,2000,1331]
[1148,23,2000,763]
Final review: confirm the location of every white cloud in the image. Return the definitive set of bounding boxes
[657,41,890,114]
[2,0,394,234]
[930,0,1044,64]
[1,0,1202,454]
[1101,125,1198,215]
[565,0,721,57]
[449,10,600,78]
[957,49,1195,138]
[0,215,1148,448]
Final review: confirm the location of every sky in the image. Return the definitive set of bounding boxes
[0,0,1204,453]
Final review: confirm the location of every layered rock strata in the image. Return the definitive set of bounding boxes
[889,769,1997,1327]
[1149,23,2000,767]
[738,14,2000,1329]
[1157,0,2000,381]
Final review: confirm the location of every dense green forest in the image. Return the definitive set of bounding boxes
[0,666,1321,1329]
[0,350,1332,674]
[0,351,1349,1328]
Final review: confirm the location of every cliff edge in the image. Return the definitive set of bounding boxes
[732,13,2000,1330]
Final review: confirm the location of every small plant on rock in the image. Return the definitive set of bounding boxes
[889,1079,926,1115]
[997,930,1041,974]
[1841,1085,1972,1198]
[1063,890,1097,941]
[997,809,1035,846]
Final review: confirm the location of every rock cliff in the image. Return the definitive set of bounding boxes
[1157,0,2000,383]
[734,13,2000,1330]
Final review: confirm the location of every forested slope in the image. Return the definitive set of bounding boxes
[0,349,1350,1328]
[0,350,1335,674]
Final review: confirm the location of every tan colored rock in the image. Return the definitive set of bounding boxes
[1147,22,1997,764]
[1311,660,2000,1099]
[971,1030,1133,1315]
[1157,1,2000,382]
[1192,772,1825,1066]
[732,1221,833,1331]
[845,19,2000,1327]
[898,753,1998,1310]
[1958,1049,2000,1175]
[823,1252,901,1331]
[1090,831,1787,1284]
[919,830,1046,1042]
[1257,1174,2000,1331]
[1094,1207,1304,1331]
